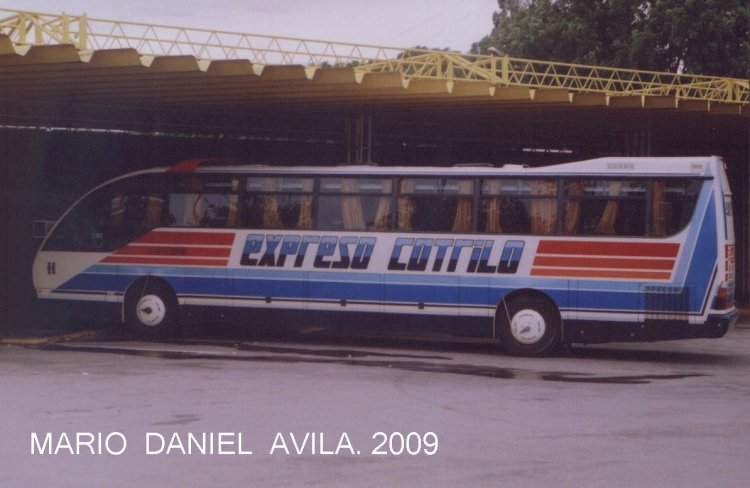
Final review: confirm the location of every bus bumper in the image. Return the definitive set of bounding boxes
[703,309,739,338]
[563,310,739,344]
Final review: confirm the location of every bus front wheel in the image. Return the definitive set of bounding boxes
[497,293,561,356]
[124,279,178,339]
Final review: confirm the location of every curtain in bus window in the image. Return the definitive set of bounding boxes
[223,178,239,228]
[595,181,622,235]
[531,180,557,234]
[297,178,314,230]
[452,180,473,233]
[652,180,667,236]
[261,178,283,228]
[224,195,238,228]
[371,180,392,231]
[564,181,584,234]
[398,179,415,231]
[340,178,366,230]
[483,179,503,233]
[371,197,391,230]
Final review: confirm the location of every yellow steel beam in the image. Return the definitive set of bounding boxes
[1,8,747,106]
[360,52,748,105]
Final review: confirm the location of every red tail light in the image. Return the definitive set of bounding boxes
[715,244,737,310]
[713,282,734,310]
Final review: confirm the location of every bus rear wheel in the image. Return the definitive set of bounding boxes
[124,279,178,339]
[497,293,561,357]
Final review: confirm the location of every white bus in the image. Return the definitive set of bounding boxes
[32,156,738,356]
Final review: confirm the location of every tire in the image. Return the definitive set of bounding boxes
[124,279,178,339]
[497,293,561,357]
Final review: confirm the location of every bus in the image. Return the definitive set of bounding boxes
[32,156,738,356]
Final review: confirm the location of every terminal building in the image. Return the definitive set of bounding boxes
[0,9,747,330]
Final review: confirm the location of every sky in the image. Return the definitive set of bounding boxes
[13,0,499,53]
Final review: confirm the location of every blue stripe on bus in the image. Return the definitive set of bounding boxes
[57,267,645,313]
[673,186,711,284]
[57,272,134,293]
[684,196,717,312]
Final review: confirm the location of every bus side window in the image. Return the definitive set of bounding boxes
[42,176,166,252]
[109,193,162,244]
[565,180,646,236]
[481,178,546,234]
[653,179,701,236]
[318,177,393,231]
[168,176,238,228]
[398,178,473,233]
[318,178,363,230]
[243,177,313,230]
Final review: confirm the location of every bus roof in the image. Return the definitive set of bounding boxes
[138,156,720,179]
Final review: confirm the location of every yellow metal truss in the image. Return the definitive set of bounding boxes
[360,52,749,104]
[1,8,747,105]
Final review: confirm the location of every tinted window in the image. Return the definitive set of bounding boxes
[398,178,474,232]
[563,180,646,236]
[653,179,702,236]
[43,175,166,252]
[167,175,239,228]
[317,177,393,230]
[242,176,314,229]
[479,178,557,235]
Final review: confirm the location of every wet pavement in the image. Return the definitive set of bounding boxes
[1,321,749,487]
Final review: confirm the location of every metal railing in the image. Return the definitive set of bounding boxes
[1,8,747,105]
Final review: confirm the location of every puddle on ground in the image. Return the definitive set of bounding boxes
[233,342,449,360]
[35,342,708,385]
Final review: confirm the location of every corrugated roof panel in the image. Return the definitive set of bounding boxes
[0,34,14,54]
[205,59,256,77]
[570,93,608,106]
[149,55,202,73]
[22,44,81,64]
[492,86,533,101]
[87,48,143,68]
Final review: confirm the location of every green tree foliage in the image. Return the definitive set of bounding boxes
[472,0,749,78]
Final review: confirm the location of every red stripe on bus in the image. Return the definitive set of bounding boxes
[133,231,235,246]
[537,240,679,258]
[113,245,232,258]
[532,255,675,270]
[101,256,228,266]
[167,159,202,173]
[531,268,672,280]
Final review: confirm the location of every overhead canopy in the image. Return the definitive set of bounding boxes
[0,34,747,139]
